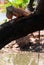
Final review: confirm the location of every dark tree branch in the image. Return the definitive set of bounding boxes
[0,0,44,49]
[0,13,44,49]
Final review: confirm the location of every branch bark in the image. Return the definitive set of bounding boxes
[0,13,44,49]
[0,0,44,49]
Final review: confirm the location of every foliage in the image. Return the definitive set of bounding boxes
[7,0,30,9]
[0,0,30,13]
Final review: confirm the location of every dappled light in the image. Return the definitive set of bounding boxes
[0,0,44,65]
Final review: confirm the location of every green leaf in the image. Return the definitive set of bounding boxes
[23,0,29,3]
[8,0,30,9]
